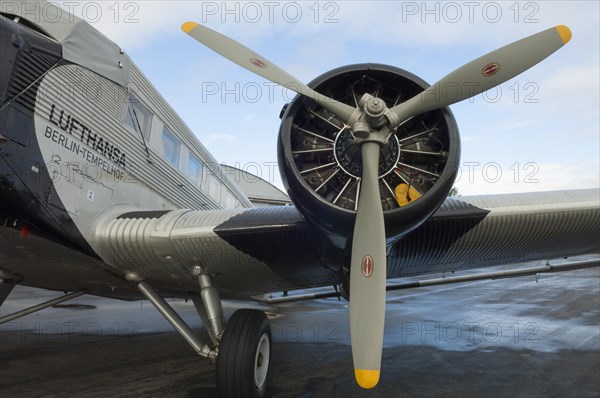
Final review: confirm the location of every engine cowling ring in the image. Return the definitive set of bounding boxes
[278,63,460,243]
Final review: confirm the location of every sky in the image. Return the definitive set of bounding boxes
[52,1,599,195]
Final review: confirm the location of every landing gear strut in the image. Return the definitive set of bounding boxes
[127,271,272,397]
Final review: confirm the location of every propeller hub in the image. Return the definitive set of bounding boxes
[365,97,385,117]
[351,94,389,136]
[334,128,400,179]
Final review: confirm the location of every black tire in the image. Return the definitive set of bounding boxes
[216,309,272,398]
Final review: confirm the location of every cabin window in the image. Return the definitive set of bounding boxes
[124,94,152,140]
[206,173,221,203]
[187,154,203,187]
[162,127,180,167]
[223,190,236,209]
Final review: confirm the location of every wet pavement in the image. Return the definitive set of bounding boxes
[1,258,599,397]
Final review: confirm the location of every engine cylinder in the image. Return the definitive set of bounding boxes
[278,63,460,244]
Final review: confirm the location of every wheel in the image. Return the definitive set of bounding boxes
[216,309,272,398]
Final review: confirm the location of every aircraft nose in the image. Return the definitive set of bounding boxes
[0,15,22,105]
[0,14,62,144]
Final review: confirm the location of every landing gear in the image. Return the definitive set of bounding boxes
[217,309,272,398]
[127,272,272,396]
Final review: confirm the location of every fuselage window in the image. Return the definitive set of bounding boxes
[188,154,203,187]
[206,173,221,203]
[162,127,181,167]
[124,94,152,140]
[223,190,236,209]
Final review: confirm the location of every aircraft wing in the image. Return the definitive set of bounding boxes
[90,188,599,299]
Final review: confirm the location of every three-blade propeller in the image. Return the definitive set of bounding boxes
[181,22,571,389]
[384,25,572,129]
[181,22,355,123]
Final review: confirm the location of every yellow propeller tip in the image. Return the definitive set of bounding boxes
[556,25,572,45]
[355,369,380,389]
[181,21,199,33]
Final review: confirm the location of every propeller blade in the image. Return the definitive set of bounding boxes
[181,22,355,123]
[385,25,572,128]
[349,142,387,389]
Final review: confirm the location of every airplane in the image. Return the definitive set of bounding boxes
[0,1,598,397]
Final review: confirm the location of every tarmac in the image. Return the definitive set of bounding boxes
[1,258,599,398]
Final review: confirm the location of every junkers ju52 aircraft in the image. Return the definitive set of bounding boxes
[1,1,599,396]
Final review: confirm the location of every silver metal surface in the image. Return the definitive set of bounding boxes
[135,280,214,359]
[191,294,218,346]
[195,268,225,341]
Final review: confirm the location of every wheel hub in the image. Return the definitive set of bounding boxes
[254,333,270,388]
